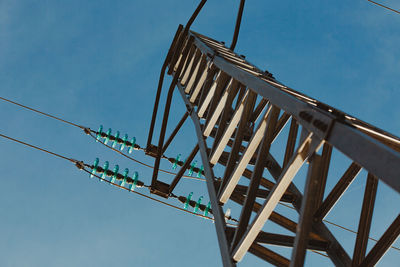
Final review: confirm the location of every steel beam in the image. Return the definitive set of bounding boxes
[197,71,223,118]
[249,243,290,267]
[204,73,231,126]
[196,65,218,108]
[147,25,183,149]
[178,44,196,80]
[273,112,291,138]
[161,112,189,154]
[283,118,299,169]
[185,54,206,93]
[168,144,199,194]
[218,91,257,195]
[314,143,333,207]
[210,90,249,164]
[189,61,212,103]
[250,98,268,123]
[226,227,328,250]
[352,173,378,266]
[231,106,280,249]
[210,83,242,155]
[191,33,400,193]
[231,185,294,203]
[219,105,273,204]
[233,134,322,261]
[204,78,237,136]
[229,192,324,241]
[151,36,194,186]
[290,154,323,266]
[314,162,362,220]
[177,84,236,267]
[152,30,400,266]
[181,49,201,86]
[360,215,400,267]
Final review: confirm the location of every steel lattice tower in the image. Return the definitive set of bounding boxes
[145,19,400,267]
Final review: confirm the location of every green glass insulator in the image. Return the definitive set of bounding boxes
[121,168,129,187]
[96,125,103,142]
[111,165,119,184]
[104,128,112,145]
[184,192,193,210]
[90,158,99,178]
[188,160,197,176]
[130,171,138,191]
[128,137,136,154]
[101,161,109,180]
[112,131,120,148]
[194,196,203,214]
[204,201,211,217]
[197,165,204,178]
[120,134,128,151]
[172,154,181,170]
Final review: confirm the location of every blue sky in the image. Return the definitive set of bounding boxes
[1,1,399,266]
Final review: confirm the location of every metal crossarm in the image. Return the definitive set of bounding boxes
[146,25,400,266]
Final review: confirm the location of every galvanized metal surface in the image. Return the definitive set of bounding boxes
[146,27,400,266]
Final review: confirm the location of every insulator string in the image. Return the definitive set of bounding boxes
[0,131,237,225]
[2,96,399,253]
[86,131,206,181]
[0,95,205,181]
[81,168,238,225]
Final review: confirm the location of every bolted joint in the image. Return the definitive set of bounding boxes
[145,144,158,157]
[150,180,170,199]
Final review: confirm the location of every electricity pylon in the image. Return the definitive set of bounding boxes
[146,24,400,266]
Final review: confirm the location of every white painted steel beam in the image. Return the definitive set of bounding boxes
[197,71,222,118]
[185,54,205,93]
[209,90,249,164]
[219,105,272,204]
[189,61,212,103]
[232,134,322,262]
[192,32,400,194]
[203,78,234,137]
[180,49,197,85]
[173,54,182,72]
[177,47,193,79]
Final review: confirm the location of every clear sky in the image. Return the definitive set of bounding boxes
[1,0,399,266]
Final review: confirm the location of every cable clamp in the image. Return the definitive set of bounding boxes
[83,127,91,135]
[73,160,85,170]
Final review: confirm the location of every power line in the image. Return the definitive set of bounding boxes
[0,96,85,129]
[278,202,400,252]
[80,168,236,224]
[88,127,397,250]
[366,0,400,15]
[2,98,399,254]
[0,132,75,163]
[0,130,331,260]
[0,131,237,225]
[86,131,206,181]
[0,95,205,181]
[1,131,391,259]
